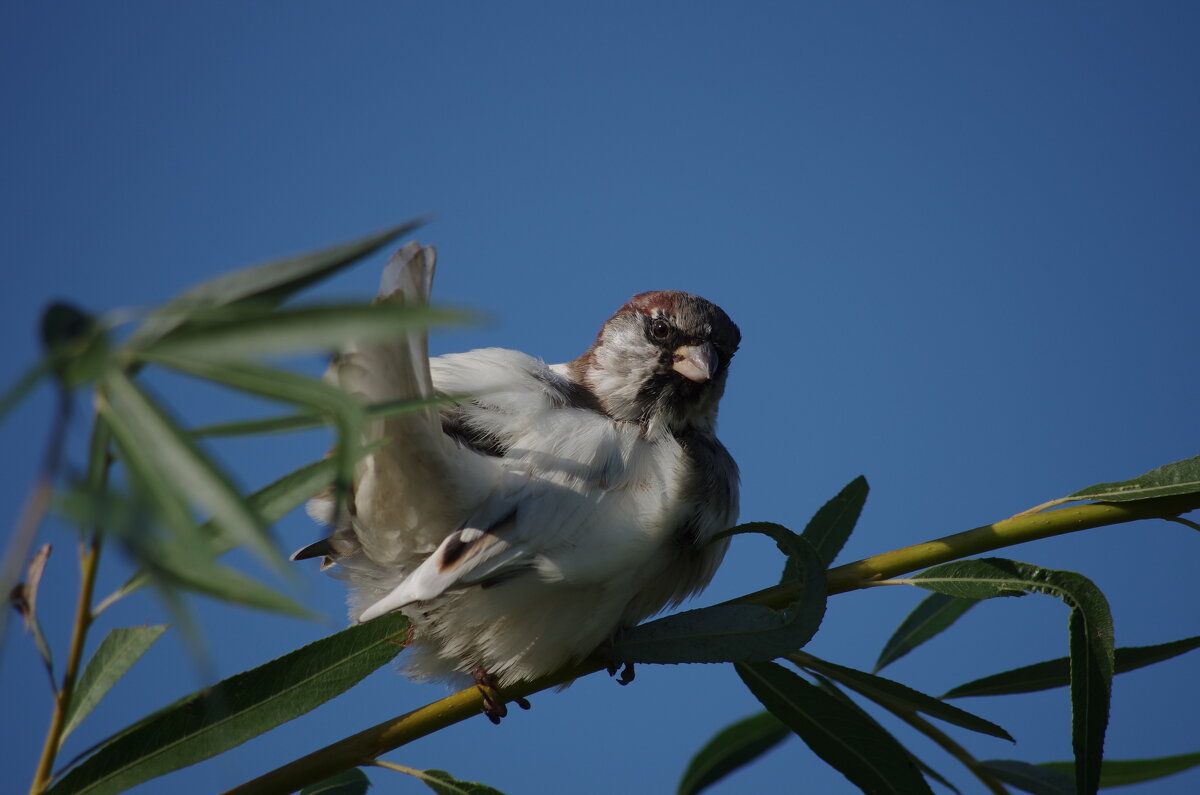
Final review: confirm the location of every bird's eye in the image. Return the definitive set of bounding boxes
[650,318,671,340]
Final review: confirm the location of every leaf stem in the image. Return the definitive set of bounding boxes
[221,492,1200,795]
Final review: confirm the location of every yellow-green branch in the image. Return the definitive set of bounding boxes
[223,493,1200,795]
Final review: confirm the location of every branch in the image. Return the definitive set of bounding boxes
[223,493,1200,795]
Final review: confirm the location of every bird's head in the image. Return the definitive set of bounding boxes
[572,290,740,435]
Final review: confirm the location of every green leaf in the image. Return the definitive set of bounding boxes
[47,614,409,795]
[137,354,364,521]
[105,449,380,609]
[979,760,1075,795]
[0,358,52,424]
[1067,454,1200,503]
[41,302,111,387]
[61,625,168,742]
[797,475,869,570]
[1042,750,1200,788]
[808,673,962,795]
[98,368,281,571]
[677,711,790,795]
[944,634,1200,699]
[407,769,507,795]
[127,219,424,347]
[874,592,980,673]
[135,303,468,362]
[735,661,933,794]
[911,558,1114,794]
[190,395,451,438]
[614,524,826,664]
[789,651,1013,742]
[299,768,372,795]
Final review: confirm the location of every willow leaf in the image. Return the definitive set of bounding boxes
[128,219,424,347]
[48,614,409,795]
[874,592,980,672]
[677,711,789,795]
[736,661,933,794]
[912,558,1114,794]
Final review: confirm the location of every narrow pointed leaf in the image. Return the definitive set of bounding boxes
[808,673,961,795]
[944,635,1200,698]
[128,219,424,347]
[790,651,1012,742]
[874,592,980,672]
[736,661,933,794]
[299,769,372,795]
[99,368,280,570]
[138,353,363,521]
[614,525,825,664]
[136,303,468,362]
[47,614,409,795]
[0,357,52,424]
[1067,454,1200,503]
[190,395,450,438]
[677,711,790,795]
[1042,750,1200,787]
[797,475,869,570]
[410,769,506,795]
[107,448,381,607]
[912,558,1114,794]
[61,626,168,742]
[979,760,1075,795]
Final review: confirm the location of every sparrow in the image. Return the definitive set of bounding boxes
[296,242,741,714]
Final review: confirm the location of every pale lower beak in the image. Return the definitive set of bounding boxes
[672,342,718,382]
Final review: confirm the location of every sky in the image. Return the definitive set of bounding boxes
[3,2,1199,793]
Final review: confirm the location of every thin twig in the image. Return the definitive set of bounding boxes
[28,416,112,795]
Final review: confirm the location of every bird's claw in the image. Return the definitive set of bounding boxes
[607,661,635,685]
[473,667,524,723]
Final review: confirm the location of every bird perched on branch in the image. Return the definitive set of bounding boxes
[296,242,741,720]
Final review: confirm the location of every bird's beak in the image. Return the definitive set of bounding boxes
[672,342,718,383]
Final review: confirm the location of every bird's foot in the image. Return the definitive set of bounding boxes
[473,667,514,724]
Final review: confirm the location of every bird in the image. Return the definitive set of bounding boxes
[295,242,741,718]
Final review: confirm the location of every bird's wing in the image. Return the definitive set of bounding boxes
[303,243,493,562]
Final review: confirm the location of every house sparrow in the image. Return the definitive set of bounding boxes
[297,242,740,715]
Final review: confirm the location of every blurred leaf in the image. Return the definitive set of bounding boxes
[190,395,450,438]
[57,481,307,618]
[103,448,381,609]
[139,353,363,520]
[11,544,55,684]
[1067,454,1200,503]
[127,219,425,347]
[874,592,980,673]
[136,303,468,362]
[796,475,869,571]
[98,368,281,571]
[789,651,1012,742]
[1042,750,1200,788]
[944,634,1200,699]
[408,769,507,795]
[0,358,52,424]
[979,760,1075,795]
[614,524,826,664]
[41,302,111,387]
[47,614,410,795]
[912,558,1114,794]
[299,769,372,795]
[736,661,933,794]
[677,711,789,795]
[61,625,168,742]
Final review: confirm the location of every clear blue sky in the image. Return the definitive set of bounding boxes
[3,3,1198,793]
